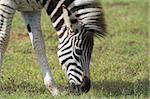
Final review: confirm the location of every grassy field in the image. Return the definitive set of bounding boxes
[0,0,149,98]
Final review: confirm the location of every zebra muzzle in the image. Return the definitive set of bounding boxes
[70,76,91,94]
[81,76,91,93]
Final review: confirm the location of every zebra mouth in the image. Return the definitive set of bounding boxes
[69,76,91,95]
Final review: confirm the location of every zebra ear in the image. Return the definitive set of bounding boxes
[62,5,73,32]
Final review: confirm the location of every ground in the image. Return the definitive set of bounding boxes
[0,0,149,98]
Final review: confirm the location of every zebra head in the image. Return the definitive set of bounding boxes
[57,2,106,94]
[57,21,93,94]
[58,3,105,92]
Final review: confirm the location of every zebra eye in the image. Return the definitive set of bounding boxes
[71,19,78,24]
[75,49,82,55]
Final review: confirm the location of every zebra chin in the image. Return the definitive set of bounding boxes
[70,76,91,94]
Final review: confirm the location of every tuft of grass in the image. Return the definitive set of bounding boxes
[0,0,149,98]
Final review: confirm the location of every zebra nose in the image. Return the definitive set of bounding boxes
[69,76,91,94]
[81,76,91,93]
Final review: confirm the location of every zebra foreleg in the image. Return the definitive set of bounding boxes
[21,11,59,96]
[0,0,16,75]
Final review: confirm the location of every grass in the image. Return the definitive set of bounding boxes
[0,0,149,98]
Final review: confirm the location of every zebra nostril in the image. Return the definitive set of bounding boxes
[81,76,91,93]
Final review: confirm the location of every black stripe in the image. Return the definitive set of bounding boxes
[0,8,13,15]
[61,56,73,65]
[59,37,73,50]
[51,7,62,22]
[58,26,67,38]
[46,0,60,15]
[55,19,64,31]
[69,78,76,82]
[59,35,70,45]
[80,15,101,20]
[70,69,82,76]
[64,0,73,7]
[75,11,90,17]
[0,4,15,10]
[61,43,72,52]
[58,50,72,58]
[73,51,80,62]
[66,63,83,72]
[68,73,82,83]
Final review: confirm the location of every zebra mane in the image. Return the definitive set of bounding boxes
[62,2,107,38]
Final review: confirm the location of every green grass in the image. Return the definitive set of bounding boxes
[0,0,149,98]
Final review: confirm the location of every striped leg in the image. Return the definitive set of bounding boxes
[21,11,59,96]
[0,0,16,75]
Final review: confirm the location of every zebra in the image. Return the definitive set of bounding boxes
[0,0,106,95]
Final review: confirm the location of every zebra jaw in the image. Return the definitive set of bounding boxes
[70,76,91,94]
